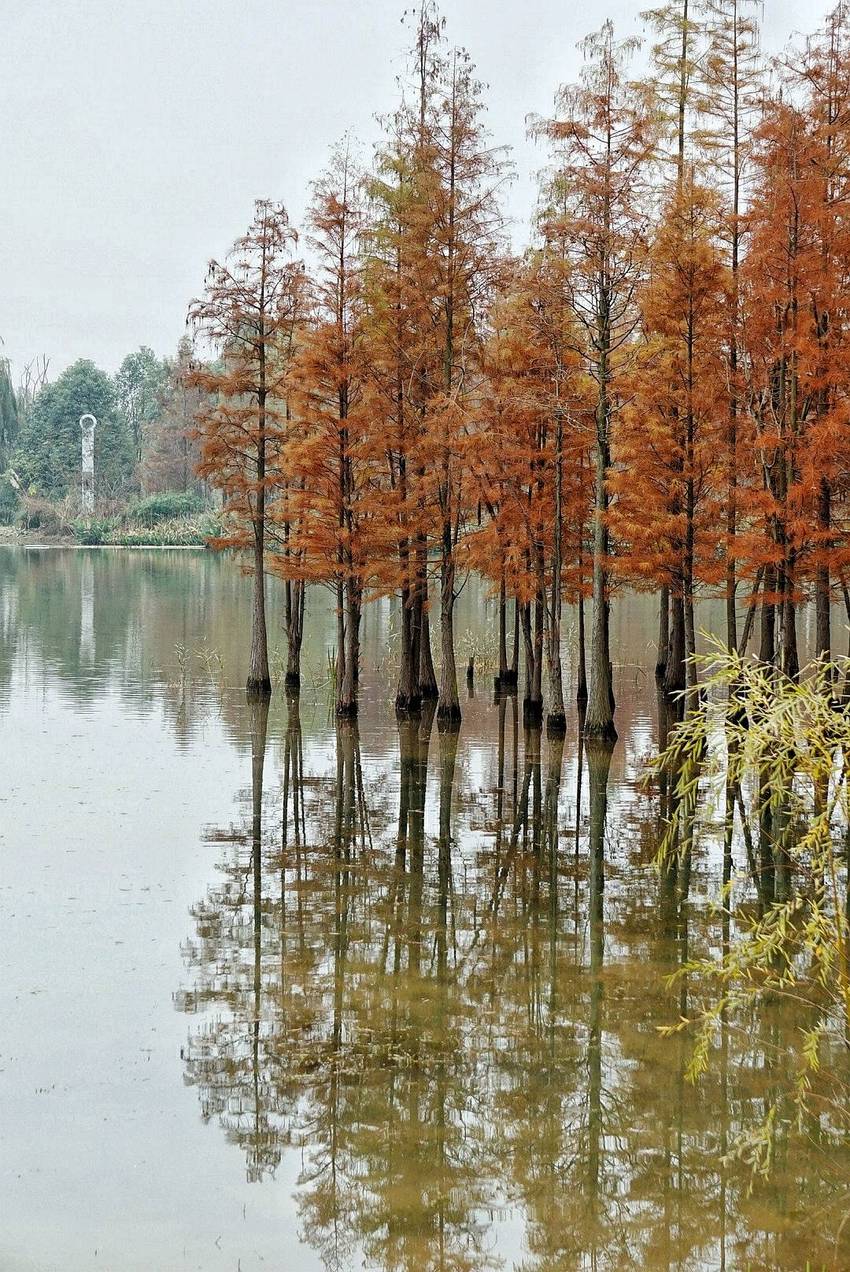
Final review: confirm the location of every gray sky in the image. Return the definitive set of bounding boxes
[0,0,835,381]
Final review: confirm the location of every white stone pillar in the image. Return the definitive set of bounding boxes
[79,414,96,515]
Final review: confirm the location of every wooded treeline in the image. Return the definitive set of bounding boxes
[189,0,850,736]
[0,338,208,521]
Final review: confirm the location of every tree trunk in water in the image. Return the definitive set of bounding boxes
[759,566,776,666]
[437,550,461,729]
[577,593,588,706]
[816,478,831,664]
[547,404,566,734]
[351,587,361,685]
[684,593,698,710]
[664,594,686,697]
[726,519,737,655]
[284,578,305,691]
[684,474,698,703]
[780,592,799,681]
[523,594,544,728]
[337,584,359,718]
[584,401,616,741]
[496,575,508,692]
[335,580,346,707]
[520,603,537,726]
[418,560,438,701]
[656,585,669,681]
[545,590,566,733]
[736,570,761,659]
[396,581,422,714]
[247,523,271,699]
[509,599,519,688]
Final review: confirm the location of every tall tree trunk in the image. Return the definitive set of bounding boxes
[351,585,361,685]
[737,567,762,658]
[683,474,698,705]
[500,596,519,691]
[664,593,686,697]
[496,573,508,692]
[725,0,742,657]
[656,585,669,681]
[396,529,422,716]
[337,584,359,718]
[248,312,271,700]
[684,594,697,695]
[523,592,545,727]
[418,547,438,701]
[780,587,799,681]
[725,422,738,654]
[585,386,616,740]
[759,565,776,666]
[284,578,304,690]
[247,518,271,699]
[520,602,538,726]
[577,592,588,706]
[684,392,698,703]
[546,406,567,734]
[437,544,461,728]
[816,478,831,663]
[335,579,346,706]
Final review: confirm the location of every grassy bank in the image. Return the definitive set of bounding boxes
[6,490,220,547]
[73,512,218,547]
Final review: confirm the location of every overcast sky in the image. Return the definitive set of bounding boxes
[0,0,836,381]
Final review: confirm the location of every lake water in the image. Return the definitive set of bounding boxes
[1,547,849,1271]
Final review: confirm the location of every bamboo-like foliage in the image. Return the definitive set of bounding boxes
[655,640,850,1173]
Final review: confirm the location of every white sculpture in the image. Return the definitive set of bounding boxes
[79,414,96,515]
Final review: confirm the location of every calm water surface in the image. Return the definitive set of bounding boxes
[1,548,849,1271]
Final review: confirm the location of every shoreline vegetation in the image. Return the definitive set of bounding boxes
[0,490,220,548]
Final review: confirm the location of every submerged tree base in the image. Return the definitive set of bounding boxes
[437,702,462,731]
[395,691,423,716]
[246,676,272,701]
[583,717,617,743]
[546,711,567,736]
[523,698,544,728]
[494,669,518,693]
[284,672,301,692]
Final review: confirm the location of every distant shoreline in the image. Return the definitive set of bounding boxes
[0,539,208,551]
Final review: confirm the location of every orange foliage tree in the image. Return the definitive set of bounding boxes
[188,200,304,698]
[177,1,850,731]
[537,22,656,741]
[614,178,729,704]
[363,9,506,728]
[282,142,373,717]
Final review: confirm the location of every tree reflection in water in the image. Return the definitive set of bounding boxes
[177,696,850,1272]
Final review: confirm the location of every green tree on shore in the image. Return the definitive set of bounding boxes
[16,359,134,500]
